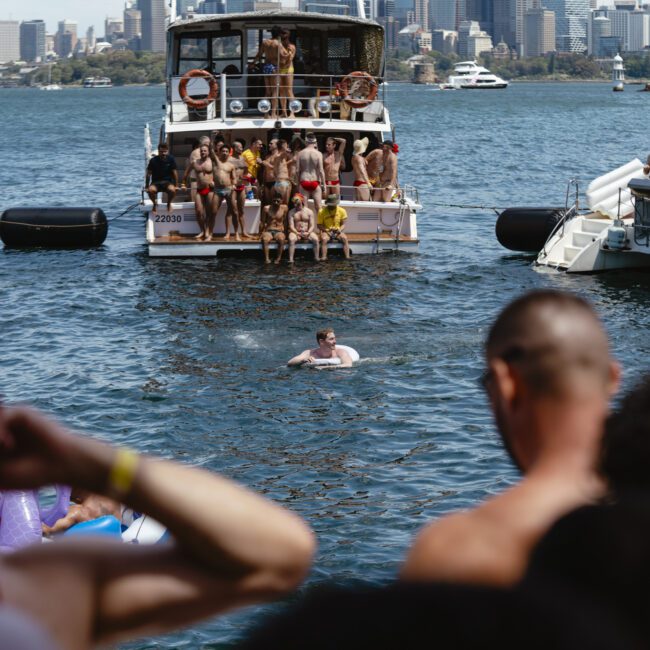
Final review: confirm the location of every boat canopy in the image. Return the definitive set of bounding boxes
[167,10,385,77]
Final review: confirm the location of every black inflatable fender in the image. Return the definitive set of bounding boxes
[495,207,564,253]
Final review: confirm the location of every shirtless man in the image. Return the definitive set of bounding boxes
[365,145,383,200]
[42,490,121,535]
[185,143,214,240]
[251,26,286,120]
[271,138,294,205]
[260,139,278,207]
[230,139,252,240]
[296,132,326,213]
[261,193,287,264]
[323,136,347,198]
[182,135,211,201]
[287,193,319,263]
[351,137,372,201]
[242,137,263,198]
[211,144,236,241]
[287,328,352,368]
[378,140,398,202]
[401,290,620,587]
[279,28,296,117]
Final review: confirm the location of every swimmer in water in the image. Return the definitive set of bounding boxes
[287,328,352,367]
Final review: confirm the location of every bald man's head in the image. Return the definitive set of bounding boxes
[486,290,613,399]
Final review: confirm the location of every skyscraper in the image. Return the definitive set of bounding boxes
[415,0,430,29]
[524,7,555,55]
[141,0,166,52]
[629,10,650,51]
[20,19,46,62]
[492,0,515,45]
[544,0,590,51]
[429,0,457,30]
[55,19,78,57]
[0,20,19,63]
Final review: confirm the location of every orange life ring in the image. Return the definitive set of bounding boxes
[178,69,218,109]
[338,71,378,108]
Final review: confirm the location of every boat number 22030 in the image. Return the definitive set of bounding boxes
[154,214,183,222]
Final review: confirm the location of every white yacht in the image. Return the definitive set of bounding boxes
[535,159,650,273]
[442,60,508,90]
[83,77,113,88]
[142,1,420,258]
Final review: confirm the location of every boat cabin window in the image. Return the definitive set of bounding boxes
[177,31,243,76]
[327,35,354,75]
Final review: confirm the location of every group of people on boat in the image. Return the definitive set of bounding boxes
[5,288,650,649]
[146,129,399,253]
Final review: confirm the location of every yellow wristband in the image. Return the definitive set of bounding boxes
[108,448,139,498]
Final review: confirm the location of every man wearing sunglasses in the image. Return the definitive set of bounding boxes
[402,289,620,587]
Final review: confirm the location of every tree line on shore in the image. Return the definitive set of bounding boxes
[26,51,166,86]
[14,47,650,85]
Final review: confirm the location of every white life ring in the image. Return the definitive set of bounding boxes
[308,345,360,366]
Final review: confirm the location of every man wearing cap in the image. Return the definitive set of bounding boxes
[288,193,319,262]
[318,194,350,260]
[352,137,372,201]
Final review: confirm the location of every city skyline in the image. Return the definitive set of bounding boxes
[1,1,135,35]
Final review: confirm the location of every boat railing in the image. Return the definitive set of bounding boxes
[168,72,387,124]
[167,182,416,207]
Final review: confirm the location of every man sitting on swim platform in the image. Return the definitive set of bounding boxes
[287,328,353,367]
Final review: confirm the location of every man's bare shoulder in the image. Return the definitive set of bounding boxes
[401,495,532,586]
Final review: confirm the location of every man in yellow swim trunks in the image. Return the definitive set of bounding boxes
[279,28,296,117]
[318,194,350,260]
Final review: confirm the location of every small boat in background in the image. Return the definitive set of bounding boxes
[83,76,113,88]
[40,64,62,91]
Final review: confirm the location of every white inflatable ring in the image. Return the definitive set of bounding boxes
[308,345,360,366]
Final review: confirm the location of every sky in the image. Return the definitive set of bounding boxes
[2,1,135,35]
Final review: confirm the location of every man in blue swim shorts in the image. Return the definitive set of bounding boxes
[251,25,288,119]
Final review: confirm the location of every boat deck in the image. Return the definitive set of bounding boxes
[148,232,418,257]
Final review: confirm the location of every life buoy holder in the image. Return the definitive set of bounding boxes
[338,71,378,108]
[178,69,218,109]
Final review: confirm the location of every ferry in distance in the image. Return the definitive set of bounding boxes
[83,77,113,88]
[440,61,508,89]
[142,0,420,258]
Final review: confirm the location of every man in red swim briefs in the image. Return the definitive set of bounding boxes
[184,143,214,240]
[296,132,325,213]
[323,136,346,198]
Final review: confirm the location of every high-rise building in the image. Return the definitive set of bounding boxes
[544,0,590,51]
[87,26,96,51]
[20,19,46,62]
[415,0,430,29]
[0,20,19,63]
[141,0,166,52]
[124,8,142,40]
[608,9,631,49]
[432,27,458,50]
[105,17,124,41]
[429,0,456,30]
[55,19,78,57]
[629,10,650,51]
[201,0,227,11]
[457,18,479,53]
[466,0,493,37]
[524,7,555,55]
[492,0,515,45]
[587,11,611,54]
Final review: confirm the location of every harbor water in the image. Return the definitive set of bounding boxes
[2,82,650,647]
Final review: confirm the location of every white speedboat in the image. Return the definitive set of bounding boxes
[83,77,113,88]
[534,160,650,273]
[142,3,420,258]
[444,61,508,90]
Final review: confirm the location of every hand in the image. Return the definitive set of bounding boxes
[0,407,78,489]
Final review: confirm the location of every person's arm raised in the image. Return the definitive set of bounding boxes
[0,407,315,648]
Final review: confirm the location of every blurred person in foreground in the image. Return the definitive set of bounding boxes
[401,289,620,586]
[0,406,315,650]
